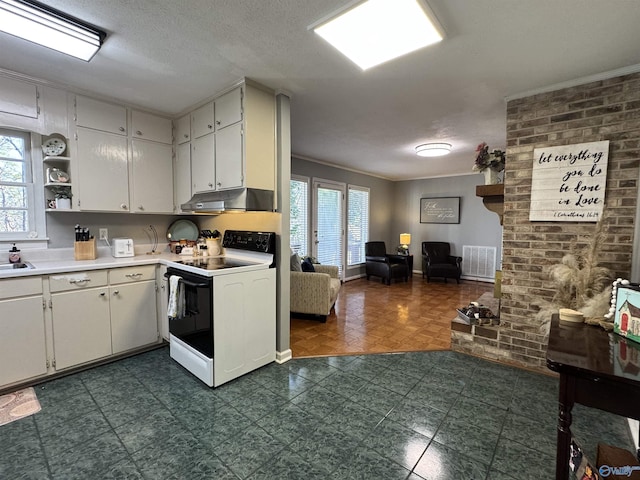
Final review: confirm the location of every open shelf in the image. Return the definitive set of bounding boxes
[476,184,504,225]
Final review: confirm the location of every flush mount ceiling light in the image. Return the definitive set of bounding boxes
[0,0,106,61]
[311,0,444,71]
[415,143,452,157]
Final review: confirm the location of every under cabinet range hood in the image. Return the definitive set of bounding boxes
[181,188,274,213]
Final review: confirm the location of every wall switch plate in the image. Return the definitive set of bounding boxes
[99,228,108,240]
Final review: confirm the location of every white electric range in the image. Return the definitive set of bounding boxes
[165,230,276,387]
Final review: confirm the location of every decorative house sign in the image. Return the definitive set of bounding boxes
[529,140,609,222]
[614,283,640,345]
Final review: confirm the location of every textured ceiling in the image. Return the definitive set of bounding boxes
[1,0,639,180]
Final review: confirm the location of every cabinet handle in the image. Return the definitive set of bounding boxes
[125,273,142,278]
[208,183,213,187]
[207,124,213,129]
[121,203,127,210]
[138,205,144,211]
[69,279,90,285]
[136,130,142,136]
[113,290,120,295]
[99,292,106,296]
[216,120,221,126]
[183,134,189,139]
[119,126,125,132]
[217,182,222,187]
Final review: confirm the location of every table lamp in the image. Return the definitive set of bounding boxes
[399,233,411,255]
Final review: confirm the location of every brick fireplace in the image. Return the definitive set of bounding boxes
[452,72,640,371]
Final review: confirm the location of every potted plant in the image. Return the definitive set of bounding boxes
[50,186,72,209]
[473,142,506,184]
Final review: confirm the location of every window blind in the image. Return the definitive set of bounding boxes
[347,186,369,266]
[290,177,309,256]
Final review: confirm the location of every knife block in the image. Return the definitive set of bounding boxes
[74,238,96,260]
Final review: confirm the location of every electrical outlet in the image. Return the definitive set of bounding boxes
[99,228,108,240]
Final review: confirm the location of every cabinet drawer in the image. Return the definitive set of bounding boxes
[109,265,156,284]
[0,276,42,299]
[49,270,108,292]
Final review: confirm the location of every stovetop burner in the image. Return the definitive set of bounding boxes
[175,257,257,270]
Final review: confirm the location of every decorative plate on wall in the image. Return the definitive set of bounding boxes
[42,138,67,156]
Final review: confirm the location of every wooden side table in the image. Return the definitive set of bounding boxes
[546,315,640,479]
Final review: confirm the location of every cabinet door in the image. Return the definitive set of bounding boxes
[110,281,158,354]
[51,288,111,370]
[0,76,38,118]
[131,139,174,213]
[215,87,242,130]
[175,114,191,144]
[191,133,215,193]
[131,110,172,144]
[0,296,47,387]
[191,101,214,139]
[215,122,243,190]
[156,266,169,341]
[175,142,192,209]
[76,95,127,135]
[213,269,275,386]
[76,128,129,211]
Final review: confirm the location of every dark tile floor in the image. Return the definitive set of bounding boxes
[0,347,634,479]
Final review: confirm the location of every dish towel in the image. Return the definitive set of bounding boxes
[167,275,184,319]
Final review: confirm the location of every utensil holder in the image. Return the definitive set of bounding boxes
[74,238,96,260]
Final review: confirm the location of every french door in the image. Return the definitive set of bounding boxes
[312,180,345,277]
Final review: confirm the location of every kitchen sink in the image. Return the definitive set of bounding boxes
[0,261,35,271]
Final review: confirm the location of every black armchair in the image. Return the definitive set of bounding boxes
[422,241,462,284]
[365,241,410,285]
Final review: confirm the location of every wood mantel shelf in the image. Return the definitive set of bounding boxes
[476,184,504,225]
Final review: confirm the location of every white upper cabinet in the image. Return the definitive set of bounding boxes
[215,87,242,129]
[76,95,127,135]
[175,142,192,208]
[131,139,174,213]
[131,110,172,144]
[0,76,38,118]
[191,101,214,139]
[215,122,243,190]
[76,128,129,212]
[175,114,191,144]
[191,133,215,193]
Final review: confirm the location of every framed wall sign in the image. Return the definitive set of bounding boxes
[420,197,460,224]
[530,140,609,222]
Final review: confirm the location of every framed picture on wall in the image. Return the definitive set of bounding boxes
[420,197,460,224]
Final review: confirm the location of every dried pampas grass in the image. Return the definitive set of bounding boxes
[537,217,614,333]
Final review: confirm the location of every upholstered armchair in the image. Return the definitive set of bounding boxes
[290,264,341,322]
[422,241,462,283]
[365,241,410,285]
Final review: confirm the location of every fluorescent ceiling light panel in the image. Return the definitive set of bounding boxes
[313,0,443,70]
[0,0,105,61]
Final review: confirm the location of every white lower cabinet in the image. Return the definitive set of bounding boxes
[48,266,158,372]
[110,280,158,354]
[49,270,112,370]
[213,268,276,386]
[50,287,112,370]
[0,276,47,386]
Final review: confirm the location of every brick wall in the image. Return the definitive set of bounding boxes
[452,73,640,371]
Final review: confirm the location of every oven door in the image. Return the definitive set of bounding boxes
[165,267,213,358]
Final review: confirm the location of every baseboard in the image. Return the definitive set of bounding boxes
[275,349,292,364]
[461,275,495,283]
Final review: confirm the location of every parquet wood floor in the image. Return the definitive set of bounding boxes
[290,275,493,358]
